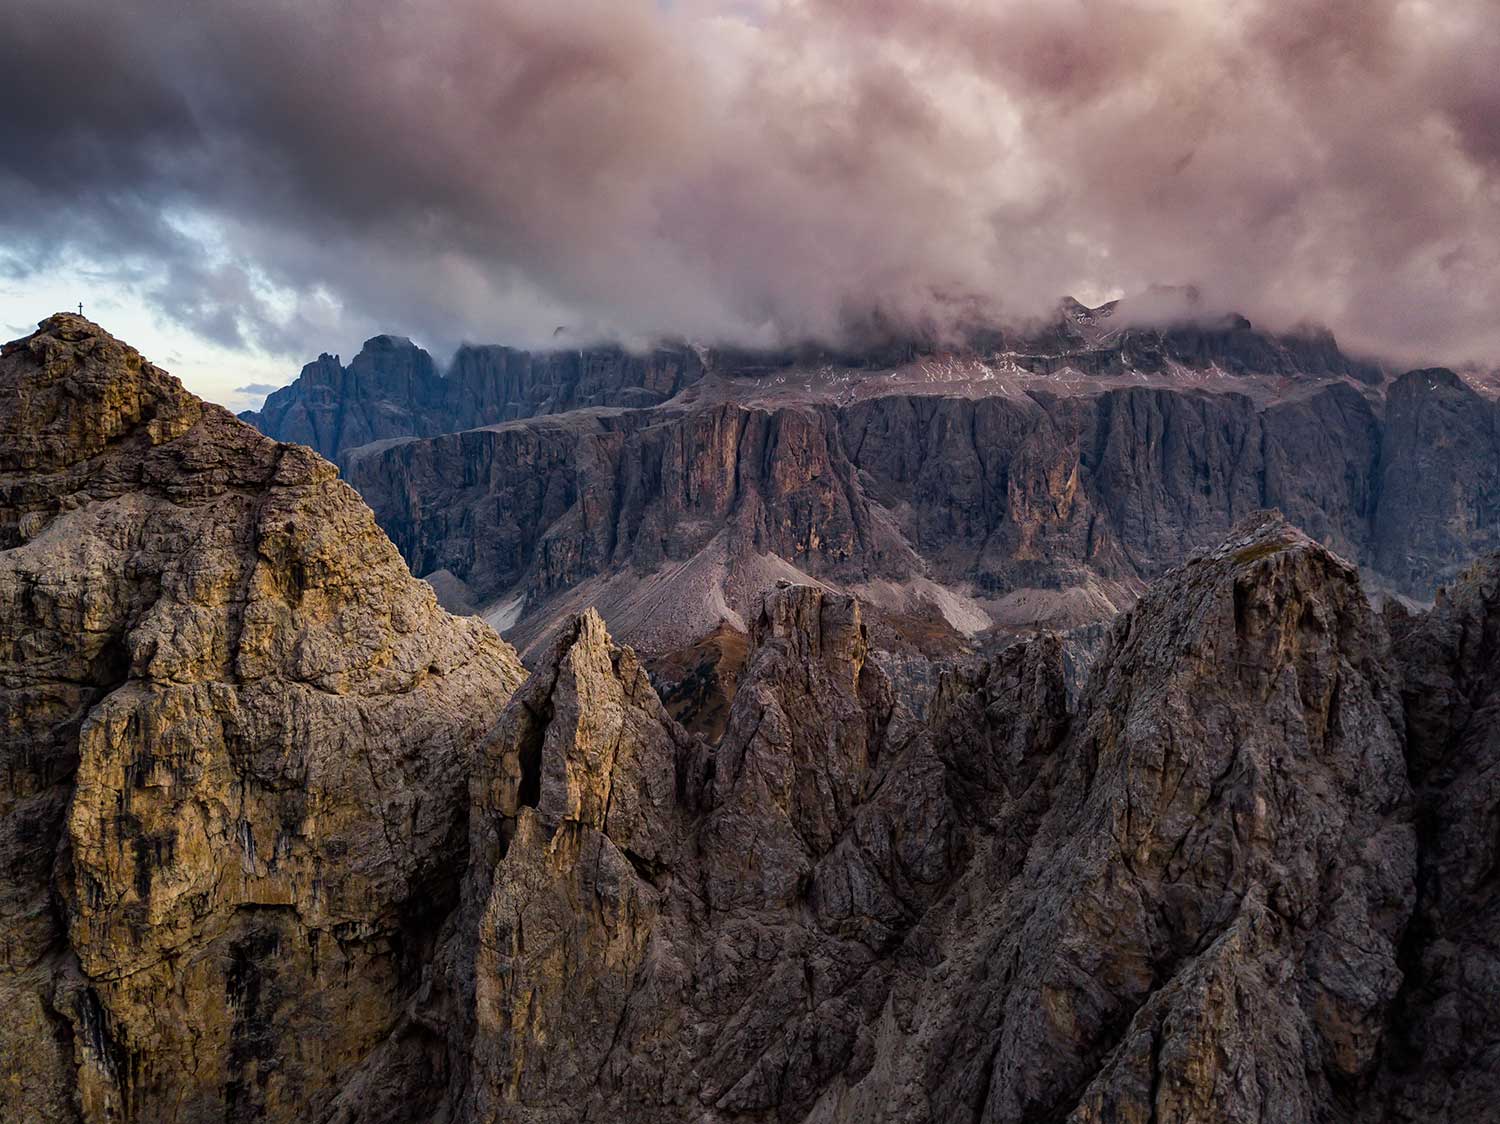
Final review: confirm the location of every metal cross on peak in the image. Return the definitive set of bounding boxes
[77,302,83,316]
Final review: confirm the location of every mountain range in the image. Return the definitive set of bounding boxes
[242,302,1500,733]
[3,313,1498,1121]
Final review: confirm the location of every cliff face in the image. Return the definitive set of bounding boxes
[347,403,917,647]
[837,382,1383,590]
[1377,553,1500,1120]
[347,381,1400,659]
[240,335,705,464]
[1374,368,1500,596]
[244,305,1492,661]
[428,512,1493,1122]
[0,316,526,1121]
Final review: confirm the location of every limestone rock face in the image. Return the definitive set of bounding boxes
[348,382,1396,664]
[447,582,986,1122]
[1375,554,1500,1122]
[437,513,1433,1123]
[0,315,525,1122]
[351,403,911,621]
[947,512,1412,1123]
[453,608,698,1122]
[1374,368,1500,597]
[248,305,1422,664]
[286,325,1491,671]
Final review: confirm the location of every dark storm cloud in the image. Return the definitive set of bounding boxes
[1,0,1497,366]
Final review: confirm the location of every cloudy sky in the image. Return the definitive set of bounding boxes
[2,0,1497,408]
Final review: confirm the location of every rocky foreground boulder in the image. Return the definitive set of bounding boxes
[2,316,1498,1122]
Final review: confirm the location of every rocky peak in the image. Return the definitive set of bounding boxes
[243,295,1386,471]
[751,581,869,686]
[345,332,437,386]
[946,505,1411,1122]
[362,332,419,351]
[0,313,199,477]
[0,315,525,1121]
[705,583,899,898]
[471,607,693,864]
[1199,503,1310,554]
[457,607,698,1122]
[441,512,1435,1122]
[243,336,709,463]
[1391,365,1467,394]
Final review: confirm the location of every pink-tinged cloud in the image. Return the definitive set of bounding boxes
[1,0,1496,367]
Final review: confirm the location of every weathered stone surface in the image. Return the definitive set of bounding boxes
[452,608,699,1122]
[433,513,1448,1122]
[350,358,1500,679]
[1374,554,1500,1122]
[348,380,1402,666]
[1374,368,1500,598]
[0,315,525,1121]
[444,583,984,1121]
[944,512,1413,1123]
[352,403,908,616]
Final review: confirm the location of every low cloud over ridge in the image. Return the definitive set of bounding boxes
[2,0,1497,367]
